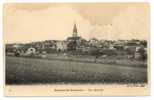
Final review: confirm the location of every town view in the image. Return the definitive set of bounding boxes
[5,23,148,84]
[4,3,149,85]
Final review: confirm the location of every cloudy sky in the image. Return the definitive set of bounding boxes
[4,3,149,43]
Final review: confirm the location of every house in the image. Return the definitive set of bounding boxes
[56,41,67,52]
[124,42,138,51]
[89,38,99,47]
[112,40,125,50]
[109,44,116,50]
[12,44,23,48]
[26,47,36,55]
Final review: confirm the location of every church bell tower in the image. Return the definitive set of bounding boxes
[72,23,78,37]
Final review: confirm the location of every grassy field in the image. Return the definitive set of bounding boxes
[6,56,147,84]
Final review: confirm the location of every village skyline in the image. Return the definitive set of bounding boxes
[5,37,148,44]
[4,3,149,43]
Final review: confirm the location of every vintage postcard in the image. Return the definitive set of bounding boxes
[4,3,150,96]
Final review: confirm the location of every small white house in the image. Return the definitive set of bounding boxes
[56,41,67,52]
[26,47,36,55]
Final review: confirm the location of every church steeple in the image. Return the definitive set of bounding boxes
[72,23,78,37]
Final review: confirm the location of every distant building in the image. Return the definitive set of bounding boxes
[26,47,36,55]
[67,23,83,51]
[109,44,116,50]
[89,38,99,47]
[12,44,23,48]
[56,41,67,52]
[124,42,138,51]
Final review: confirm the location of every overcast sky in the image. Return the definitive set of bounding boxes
[4,3,150,43]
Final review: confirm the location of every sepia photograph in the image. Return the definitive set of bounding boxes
[4,3,150,96]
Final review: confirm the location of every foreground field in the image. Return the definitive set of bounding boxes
[6,56,147,84]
